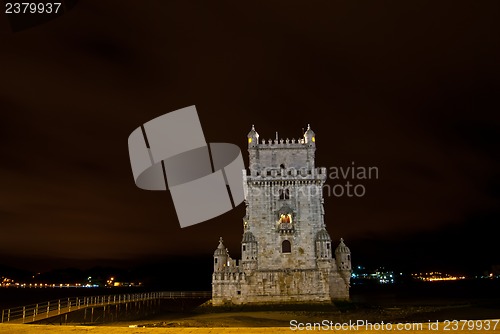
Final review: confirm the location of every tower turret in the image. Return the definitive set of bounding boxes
[303,124,316,146]
[241,231,257,270]
[335,238,352,285]
[247,125,260,171]
[303,124,316,170]
[213,237,229,272]
[315,229,332,259]
[247,125,259,148]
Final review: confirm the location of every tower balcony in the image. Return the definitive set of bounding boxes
[277,222,295,234]
[246,167,327,181]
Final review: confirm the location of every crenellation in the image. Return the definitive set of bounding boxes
[255,138,309,148]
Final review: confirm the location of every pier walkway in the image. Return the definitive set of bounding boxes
[1,291,211,324]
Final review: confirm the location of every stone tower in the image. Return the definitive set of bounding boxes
[211,125,351,306]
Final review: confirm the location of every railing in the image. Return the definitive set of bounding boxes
[278,222,295,234]
[160,291,211,298]
[247,167,327,179]
[0,291,211,324]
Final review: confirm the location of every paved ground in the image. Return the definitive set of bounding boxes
[2,325,288,333]
[1,323,500,333]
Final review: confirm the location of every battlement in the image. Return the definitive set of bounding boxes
[247,125,317,170]
[212,271,245,282]
[253,138,309,148]
[248,125,316,148]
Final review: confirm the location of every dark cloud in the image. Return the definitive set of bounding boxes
[0,1,499,272]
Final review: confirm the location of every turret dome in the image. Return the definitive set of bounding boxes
[214,237,228,256]
[247,125,259,145]
[335,238,350,254]
[316,229,331,241]
[242,231,256,243]
[303,124,315,144]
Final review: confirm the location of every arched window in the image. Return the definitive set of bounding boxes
[279,188,290,200]
[347,255,350,261]
[282,240,291,253]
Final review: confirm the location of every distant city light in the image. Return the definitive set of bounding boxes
[350,267,397,284]
[411,272,466,282]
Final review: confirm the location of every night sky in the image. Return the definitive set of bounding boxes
[0,1,499,275]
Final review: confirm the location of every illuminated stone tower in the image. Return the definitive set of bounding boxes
[211,125,351,305]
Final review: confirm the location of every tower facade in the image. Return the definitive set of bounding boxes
[211,125,351,305]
